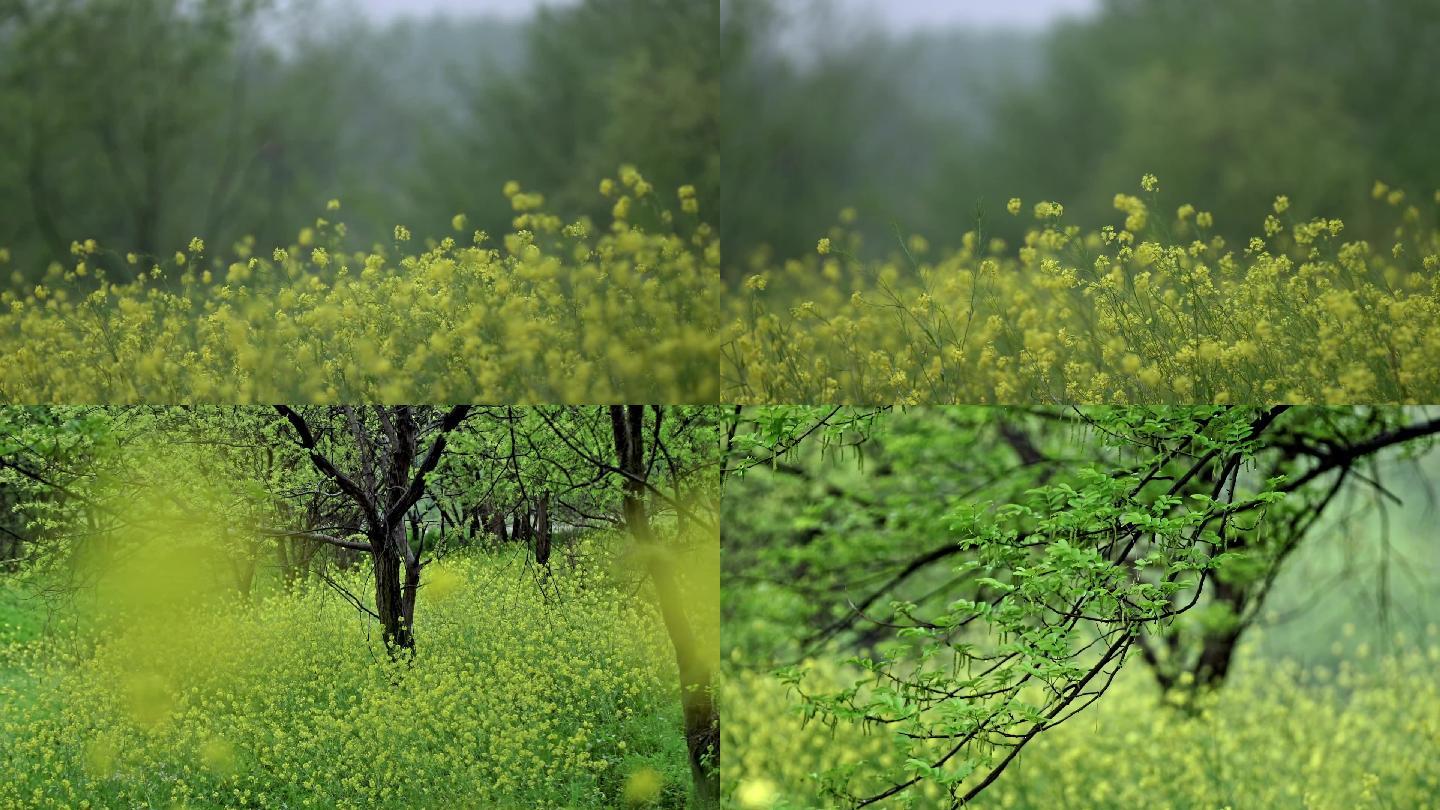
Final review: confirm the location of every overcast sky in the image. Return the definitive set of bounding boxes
[824,0,1099,31]
[354,0,1097,28]
[354,0,578,21]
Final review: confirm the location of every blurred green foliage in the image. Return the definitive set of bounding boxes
[723,0,1440,279]
[421,0,720,238]
[0,0,718,284]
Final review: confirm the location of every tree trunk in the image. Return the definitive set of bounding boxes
[371,530,413,652]
[402,555,421,642]
[230,549,257,600]
[1188,577,1247,690]
[535,493,551,565]
[646,546,720,805]
[610,405,719,806]
[491,506,509,544]
[1193,628,1242,688]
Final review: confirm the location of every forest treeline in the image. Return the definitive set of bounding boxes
[722,0,1440,277]
[0,0,718,282]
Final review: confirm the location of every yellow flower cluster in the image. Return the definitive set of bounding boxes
[0,171,718,403]
[0,549,688,809]
[722,630,1440,809]
[727,179,1440,404]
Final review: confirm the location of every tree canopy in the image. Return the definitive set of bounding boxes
[722,405,1440,806]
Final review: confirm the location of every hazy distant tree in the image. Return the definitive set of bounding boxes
[422,0,720,236]
[0,0,474,277]
[0,0,277,267]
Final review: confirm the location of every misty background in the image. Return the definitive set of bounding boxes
[6,0,1439,288]
[0,0,717,283]
[723,0,1440,280]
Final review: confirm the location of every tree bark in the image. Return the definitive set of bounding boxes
[371,522,415,652]
[1193,628,1242,687]
[535,492,551,565]
[491,504,510,544]
[609,405,719,806]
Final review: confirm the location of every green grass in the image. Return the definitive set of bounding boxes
[0,578,46,646]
